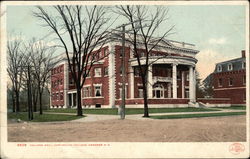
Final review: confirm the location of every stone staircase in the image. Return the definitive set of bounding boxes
[188,101,207,108]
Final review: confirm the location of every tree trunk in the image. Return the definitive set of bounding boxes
[38,84,43,115]
[76,81,83,116]
[142,76,149,118]
[33,90,38,112]
[15,90,20,112]
[142,81,149,117]
[12,90,16,113]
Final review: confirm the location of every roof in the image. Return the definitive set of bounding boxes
[214,57,245,73]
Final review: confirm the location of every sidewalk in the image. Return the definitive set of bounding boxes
[44,108,246,122]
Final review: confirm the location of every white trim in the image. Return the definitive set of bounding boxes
[217,64,222,72]
[83,96,105,99]
[83,84,91,87]
[93,83,102,86]
[68,90,77,94]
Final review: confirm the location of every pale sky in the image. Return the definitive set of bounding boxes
[6,5,246,80]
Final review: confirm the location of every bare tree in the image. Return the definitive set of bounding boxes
[25,39,57,115]
[7,35,25,113]
[33,5,111,116]
[115,5,174,117]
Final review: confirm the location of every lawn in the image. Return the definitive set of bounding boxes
[218,106,246,110]
[8,112,84,122]
[45,107,219,115]
[150,112,246,119]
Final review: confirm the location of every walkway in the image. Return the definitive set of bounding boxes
[44,107,246,122]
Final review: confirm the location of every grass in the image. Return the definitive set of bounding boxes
[218,106,246,110]
[150,112,246,120]
[8,112,84,122]
[45,107,219,115]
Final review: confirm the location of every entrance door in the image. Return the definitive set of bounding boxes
[156,90,161,98]
[68,94,72,107]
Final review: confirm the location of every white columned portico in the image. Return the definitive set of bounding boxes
[147,65,153,98]
[130,66,134,98]
[181,71,185,98]
[189,66,195,102]
[172,63,177,99]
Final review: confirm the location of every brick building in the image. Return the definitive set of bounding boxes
[211,50,246,105]
[50,35,201,108]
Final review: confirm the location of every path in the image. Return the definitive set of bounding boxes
[44,107,246,122]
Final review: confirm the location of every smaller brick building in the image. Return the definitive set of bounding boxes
[211,50,246,105]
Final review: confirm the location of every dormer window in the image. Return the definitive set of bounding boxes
[217,65,222,72]
[228,63,233,71]
[242,61,246,69]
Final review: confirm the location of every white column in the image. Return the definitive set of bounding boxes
[193,69,196,102]
[147,65,153,98]
[181,71,185,98]
[108,44,116,108]
[189,66,194,102]
[167,83,171,98]
[130,66,134,98]
[64,61,68,108]
[71,93,74,107]
[172,63,177,99]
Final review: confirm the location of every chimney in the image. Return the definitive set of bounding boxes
[241,50,245,58]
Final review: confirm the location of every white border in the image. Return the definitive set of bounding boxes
[0,1,249,158]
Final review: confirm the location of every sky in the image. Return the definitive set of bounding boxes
[6,5,246,80]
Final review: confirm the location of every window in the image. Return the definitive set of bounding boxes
[120,67,122,75]
[119,49,123,57]
[242,61,246,69]
[94,68,102,77]
[243,75,246,85]
[56,93,59,100]
[104,67,108,76]
[94,51,100,60]
[69,78,74,84]
[228,63,233,71]
[140,51,145,57]
[229,78,233,86]
[138,89,143,98]
[153,84,164,98]
[95,86,102,96]
[60,66,63,72]
[86,71,91,78]
[218,78,222,87]
[60,79,63,85]
[83,86,91,97]
[134,67,140,76]
[217,65,222,72]
[60,92,63,100]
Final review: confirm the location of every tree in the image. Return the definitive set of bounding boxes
[7,35,25,113]
[202,73,214,98]
[25,39,56,115]
[195,71,205,98]
[115,5,174,117]
[34,5,111,116]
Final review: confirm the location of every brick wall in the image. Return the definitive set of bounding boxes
[51,64,65,107]
[213,70,246,104]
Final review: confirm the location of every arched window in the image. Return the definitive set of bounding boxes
[153,84,164,98]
